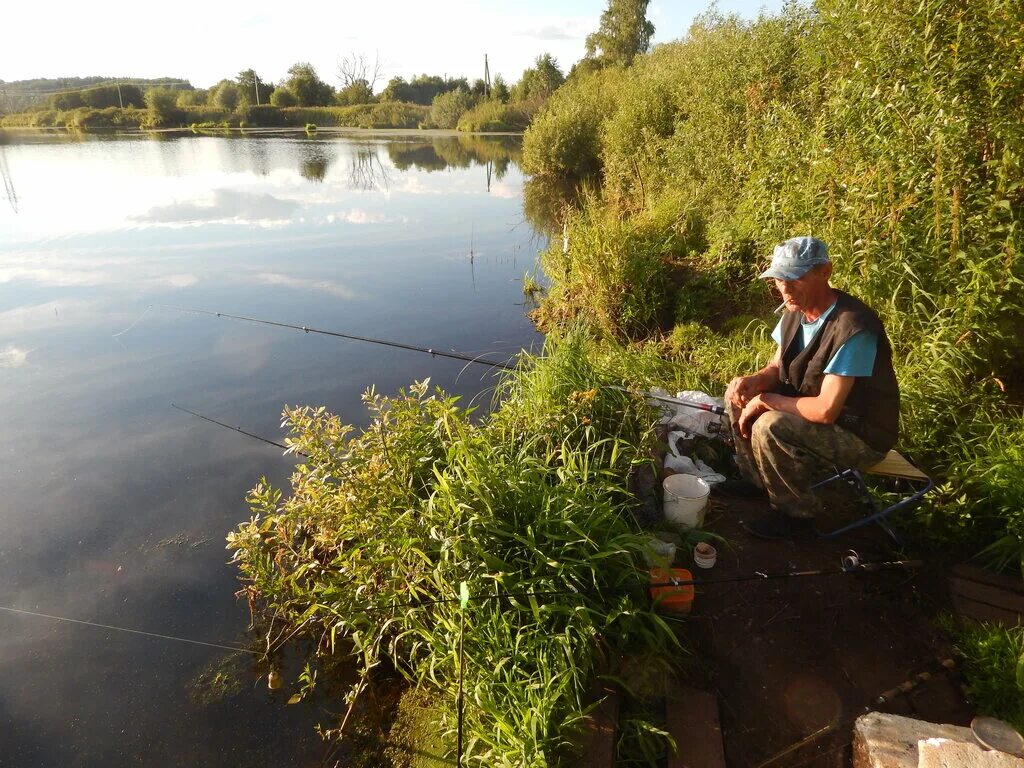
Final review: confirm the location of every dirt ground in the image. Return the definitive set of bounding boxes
[680,493,974,768]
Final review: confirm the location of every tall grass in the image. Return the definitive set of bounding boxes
[523,0,1024,564]
[229,336,681,766]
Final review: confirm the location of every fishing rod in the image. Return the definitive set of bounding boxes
[607,386,727,416]
[159,305,518,371]
[171,403,303,455]
[153,306,724,416]
[336,554,924,614]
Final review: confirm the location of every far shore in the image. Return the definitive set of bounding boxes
[0,125,523,138]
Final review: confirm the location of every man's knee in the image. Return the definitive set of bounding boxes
[751,410,801,444]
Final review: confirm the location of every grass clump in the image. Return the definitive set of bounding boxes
[229,335,681,766]
[944,619,1024,731]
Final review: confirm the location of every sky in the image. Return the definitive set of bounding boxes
[4,0,782,90]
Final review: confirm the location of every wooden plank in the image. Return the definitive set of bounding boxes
[950,592,1024,627]
[666,685,727,768]
[578,683,620,768]
[949,576,1024,614]
[952,564,1024,594]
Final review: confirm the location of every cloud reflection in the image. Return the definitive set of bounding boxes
[0,344,30,368]
[251,272,360,299]
[132,189,298,228]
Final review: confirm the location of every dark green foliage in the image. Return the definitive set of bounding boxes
[0,76,188,113]
[230,340,681,764]
[144,87,181,126]
[491,75,511,103]
[524,0,1024,568]
[269,88,298,108]
[511,54,565,104]
[428,88,476,129]
[48,83,145,110]
[584,0,656,67]
[282,62,334,107]
[380,74,469,106]
[209,79,242,111]
[235,70,274,106]
[944,619,1024,731]
[336,80,375,106]
[176,89,209,108]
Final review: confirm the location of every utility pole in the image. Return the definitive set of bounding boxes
[116,82,124,109]
[483,54,491,98]
[252,69,261,106]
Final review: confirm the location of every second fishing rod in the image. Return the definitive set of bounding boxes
[155,305,726,416]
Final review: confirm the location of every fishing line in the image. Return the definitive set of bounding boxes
[0,604,258,655]
[111,304,153,338]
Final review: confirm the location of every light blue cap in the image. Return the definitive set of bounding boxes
[759,237,831,281]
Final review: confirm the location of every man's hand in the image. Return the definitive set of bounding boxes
[737,395,769,438]
[726,375,760,409]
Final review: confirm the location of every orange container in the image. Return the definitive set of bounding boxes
[649,567,695,615]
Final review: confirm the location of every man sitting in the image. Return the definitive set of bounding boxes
[725,236,900,539]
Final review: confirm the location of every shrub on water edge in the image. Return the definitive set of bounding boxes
[229,336,683,765]
[522,67,624,180]
[427,88,475,129]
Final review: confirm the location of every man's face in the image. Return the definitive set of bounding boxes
[773,265,830,313]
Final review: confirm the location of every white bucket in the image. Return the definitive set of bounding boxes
[663,474,710,530]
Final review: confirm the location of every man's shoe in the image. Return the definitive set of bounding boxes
[713,478,767,498]
[743,511,816,541]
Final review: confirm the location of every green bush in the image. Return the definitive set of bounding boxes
[230,338,681,765]
[456,99,532,132]
[428,88,475,129]
[522,67,623,180]
[269,87,298,108]
[144,87,181,126]
[944,619,1024,731]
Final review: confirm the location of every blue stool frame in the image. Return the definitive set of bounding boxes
[811,452,935,544]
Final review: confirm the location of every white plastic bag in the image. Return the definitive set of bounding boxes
[667,390,726,438]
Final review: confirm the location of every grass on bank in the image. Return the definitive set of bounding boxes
[523,0,1024,569]
[0,103,431,131]
[229,334,686,767]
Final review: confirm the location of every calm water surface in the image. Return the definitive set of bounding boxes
[0,130,543,766]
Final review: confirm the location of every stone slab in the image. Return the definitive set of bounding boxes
[918,737,1024,768]
[852,713,973,768]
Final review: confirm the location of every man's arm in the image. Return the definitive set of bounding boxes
[737,374,856,437]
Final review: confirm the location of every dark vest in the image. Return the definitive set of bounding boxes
[777,290,900,453]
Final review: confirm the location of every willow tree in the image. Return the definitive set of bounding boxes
[585,0,656,67]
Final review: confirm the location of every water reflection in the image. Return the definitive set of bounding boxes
[0,131,543,767]
[297,144,331,183]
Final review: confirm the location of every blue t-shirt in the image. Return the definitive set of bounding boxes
[771,301,878,377]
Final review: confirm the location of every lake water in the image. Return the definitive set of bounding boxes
[0,130,543,766]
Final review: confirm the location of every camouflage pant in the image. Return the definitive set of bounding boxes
[727,403,887,519]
